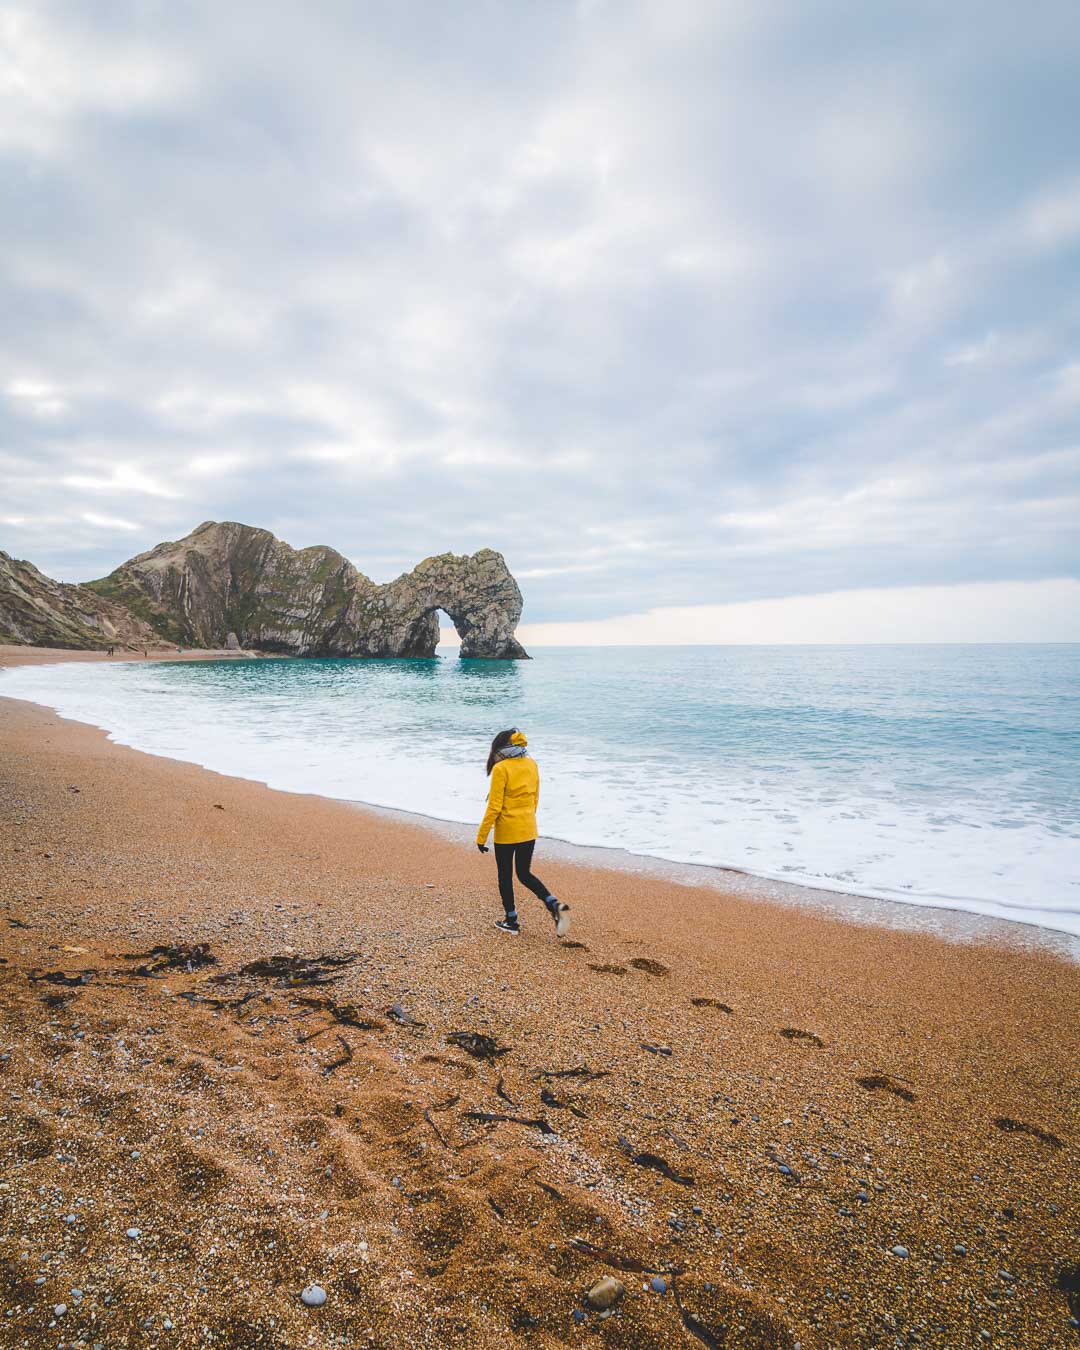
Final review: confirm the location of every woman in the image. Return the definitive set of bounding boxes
[476,728,570,937]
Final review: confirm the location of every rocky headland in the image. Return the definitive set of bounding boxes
[0,552,160,652]
[0,522,528,658]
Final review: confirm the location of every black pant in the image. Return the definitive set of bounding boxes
[494,839,551,920]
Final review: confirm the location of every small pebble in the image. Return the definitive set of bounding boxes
[54,1304,67,1317]
[586,1276,624,1311]
[953,1244,967,1255]
[572,1309,586,1323]
[650,1277,668,1294]
[890,1245,909,1258]
[301,1284,327,1307]
[126,1228,141,1239]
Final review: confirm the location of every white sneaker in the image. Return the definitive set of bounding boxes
[551,899,571,938]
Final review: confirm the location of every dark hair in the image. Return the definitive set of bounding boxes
[486,728,517,776]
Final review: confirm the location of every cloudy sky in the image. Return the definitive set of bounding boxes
[2,1,1079,641]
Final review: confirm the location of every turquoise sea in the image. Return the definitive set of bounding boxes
[4,644,1079,937]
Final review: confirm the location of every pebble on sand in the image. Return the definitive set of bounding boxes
[586,1276,625,1310]
[649,1277,668,1293]
[890,1245,910,1259]
[301,1284,327,1307]
[126,1228,142,1239]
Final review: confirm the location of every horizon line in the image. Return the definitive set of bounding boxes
[438,638,1080,649]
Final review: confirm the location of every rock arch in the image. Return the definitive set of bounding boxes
[378,549,528,659]
[80,523,530,659]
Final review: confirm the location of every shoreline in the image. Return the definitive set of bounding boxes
[0,642,269,666]
[386,806,1080,960]
[2,644,1077,961]
[2,647,1079,1346]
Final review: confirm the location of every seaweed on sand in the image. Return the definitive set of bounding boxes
[28,969,95,987]
[533,1065,609,1082]
[568,1237,684,1277]
[617,1135,695,1186]
[446,1031,511,1060]
[124,943,216,976]
[463,1111,555,1136]
[238,952,359,986]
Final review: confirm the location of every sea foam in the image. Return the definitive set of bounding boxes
[4,644,1079,938]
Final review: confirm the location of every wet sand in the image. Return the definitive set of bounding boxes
[1,648,1078,1347]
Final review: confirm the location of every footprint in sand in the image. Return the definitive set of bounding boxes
[993,1116,1064,1149]
[691,997,733,1013]
[778,1027,824,1048]
[171,1144,228,1201]
[1058,1263,1080,1320]
[10,1111,54,1161]
[589,963,627,976]
[561,940,589,950]
[419,1053,476,1078]
[629,957,669,977]
[856,1074,916,1103]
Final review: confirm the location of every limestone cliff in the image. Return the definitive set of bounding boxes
[84,521,529,658]
[0,550,162,650]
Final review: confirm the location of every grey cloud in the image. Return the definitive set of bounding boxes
[1,0,1078,624]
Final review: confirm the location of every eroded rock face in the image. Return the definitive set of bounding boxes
[84,521,529,658]
[0,550,162,650]
[374,549,528,659]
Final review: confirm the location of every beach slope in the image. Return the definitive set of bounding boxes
[1,663,1078,1347]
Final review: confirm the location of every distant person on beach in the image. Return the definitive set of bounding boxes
[477,728,570,937]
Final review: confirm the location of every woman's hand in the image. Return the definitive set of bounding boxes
[477,843,489,853]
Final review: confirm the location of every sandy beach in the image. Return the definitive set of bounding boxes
[1,649,1078,1348]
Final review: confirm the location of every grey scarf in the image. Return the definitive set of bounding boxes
[494,745,528,764]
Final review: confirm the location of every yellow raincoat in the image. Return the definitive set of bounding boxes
[476,731,540,845]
